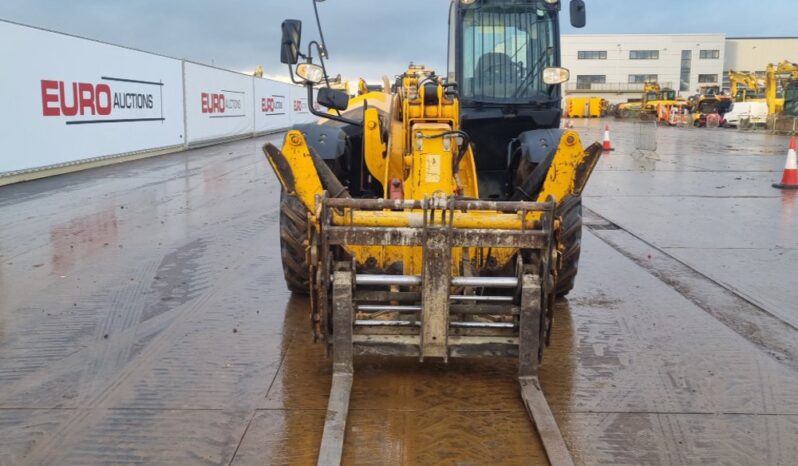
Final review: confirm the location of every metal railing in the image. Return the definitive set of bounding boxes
[565,82,675,93]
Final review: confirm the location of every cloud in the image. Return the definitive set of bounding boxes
[1,0,793,82]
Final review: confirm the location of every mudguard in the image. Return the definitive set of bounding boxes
[293,123,348,161]
[518,128,567,165]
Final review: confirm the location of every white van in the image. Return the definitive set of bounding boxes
[723,101,769,128]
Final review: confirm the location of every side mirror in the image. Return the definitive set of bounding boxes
[317,88,349,111]
[570,0,586,28]
[280,20,302,65]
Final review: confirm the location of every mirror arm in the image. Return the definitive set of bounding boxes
[308,40,343,116]
[312,0,329,59]
[307,85,359,126]
[287,64,304,85]
[308,41,330,86]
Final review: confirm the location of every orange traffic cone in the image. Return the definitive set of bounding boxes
[773,136,798,189]
[603,124,614,151]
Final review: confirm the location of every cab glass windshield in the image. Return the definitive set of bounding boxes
[461,5,556,102]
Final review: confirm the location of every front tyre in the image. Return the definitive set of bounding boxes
[279,189,311,295]
[555,195,583,298]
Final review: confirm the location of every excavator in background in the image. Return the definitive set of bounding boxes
[785,81,798,117]
[724,70,769,129]
[765,62,791,115]
[614,99,641,119]
[616,82,688,122]
[615,82,663,119]
[265,0,598,464]
[729,70,763,102]
[640,82,690,124]
[768,61,798,133]
[616,82,664,118]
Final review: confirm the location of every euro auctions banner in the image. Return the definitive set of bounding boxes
[0,20,185,174]
[254,78,291,133]
[184,62,254,144]
[289,85,321,125]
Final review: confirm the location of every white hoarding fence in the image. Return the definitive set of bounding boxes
[254,78,292,133]
[0,19,317,178]
[289,85,321,125]
[0,20,185,174]
[183,62,255,145]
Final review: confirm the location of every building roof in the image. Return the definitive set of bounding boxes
[563,33,725,38]
[727,36,798,40]
[563,33,798,41]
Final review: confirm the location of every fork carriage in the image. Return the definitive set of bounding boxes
[310,193,574,466]
[313,194,558,363]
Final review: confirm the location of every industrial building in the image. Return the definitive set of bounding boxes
[725,36,798,72]
[563,33,798,103]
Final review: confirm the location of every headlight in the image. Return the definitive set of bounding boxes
[460,0,478,4]
[543,67,570,85]
[296,63,325,84]
[544,0,560,3]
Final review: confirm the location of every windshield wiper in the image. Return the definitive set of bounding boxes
[512,47,553,98]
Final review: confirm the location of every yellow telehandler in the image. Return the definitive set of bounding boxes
[264,1,600,464]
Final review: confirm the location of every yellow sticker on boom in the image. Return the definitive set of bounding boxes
[425,154,441,183]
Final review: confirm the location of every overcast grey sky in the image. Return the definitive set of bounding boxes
[1,0,794,81]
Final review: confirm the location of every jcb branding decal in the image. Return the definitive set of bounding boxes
[201,90,246,118]
[261,95,285,115]
[41,76,165,125]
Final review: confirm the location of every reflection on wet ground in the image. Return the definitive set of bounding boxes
[1,126,797,465]
[579,119,798,326]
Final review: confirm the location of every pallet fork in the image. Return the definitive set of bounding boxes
[311,195,575,466]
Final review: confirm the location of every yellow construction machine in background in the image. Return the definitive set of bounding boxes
[768,61,798,133]
[729,70,763,102]
[616,82,689,122]
[264,1,599,464]
[766,61,798,113]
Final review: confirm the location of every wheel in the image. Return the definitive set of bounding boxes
[555,195,583,297]
[279,189,310,295]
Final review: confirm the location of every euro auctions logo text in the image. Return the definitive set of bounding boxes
[201,90,246,118]
[261,94,285,115]
[40,76,165,125]
[291,97,320,114]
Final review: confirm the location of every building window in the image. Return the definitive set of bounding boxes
[680,50,692,92]
[576,75,606,90]
[630,50,659,60]
[699,49,720,59]
[698,74,718,83]
[629,74,658,84]
[577,51,607,60]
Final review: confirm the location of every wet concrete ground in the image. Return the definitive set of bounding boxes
[576,118,797,326]
[0,124,796,465]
